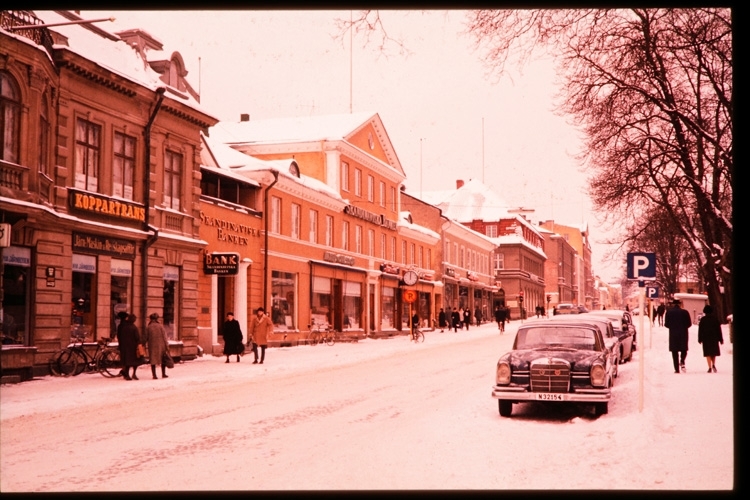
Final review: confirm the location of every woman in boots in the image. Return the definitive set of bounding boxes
[146,313,170,379]
[117,313,141,380]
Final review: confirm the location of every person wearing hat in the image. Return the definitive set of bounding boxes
[145,313,170,379]
[117,313,141,380]
[247,306,273,364]
[222,312,244,363]
[664,298,692,373]
[698,305,723,373]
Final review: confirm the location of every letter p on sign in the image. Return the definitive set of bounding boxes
[627,252,656,280]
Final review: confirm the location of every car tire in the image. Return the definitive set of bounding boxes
[594,402,608,416]
[498,400,513,417]
[619,346,625,364]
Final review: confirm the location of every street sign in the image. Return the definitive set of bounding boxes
[403,289,417,304]
[646,286,660,299]
[627,252,656,280]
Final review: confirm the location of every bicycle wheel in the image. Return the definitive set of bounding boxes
[416,331,425,343]
[71,348,90,376]
[49,348,78,377]
[97,349,123,378]
[325,331,335,346]
[309,332,320,346]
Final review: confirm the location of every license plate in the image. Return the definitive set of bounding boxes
[535,393,565,401]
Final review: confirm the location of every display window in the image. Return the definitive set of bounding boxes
[342,280,361,330]
[271,270,296,331]
[163,266,179,340]
[72,253,97,340]
[110,258,132,338]
[380,285,396,330]
[1,246,30,345]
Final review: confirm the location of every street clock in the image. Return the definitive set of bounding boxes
[403,270,419,286]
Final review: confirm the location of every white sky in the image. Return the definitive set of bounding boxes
[78,9,624,281]
[0,319,734,491]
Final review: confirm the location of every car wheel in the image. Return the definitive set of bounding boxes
[498,400,513,417]
[594,402,609,416]
[619,346,625,364]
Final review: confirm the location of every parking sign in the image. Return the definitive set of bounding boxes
[627,252,656,280]
[646,286,660,299]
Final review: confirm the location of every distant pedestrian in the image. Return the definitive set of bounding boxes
[438,308,447,332]
[248,306,273,364]
[451,308,461,332]
[117,313,141,380]
[222,312,244,363]
[698,305,723,373]
[475,307,482,326]
[411,312,420,339]
[463,308,471,330]
[494,306,507,333]
[146,313,170,379]
[656,303,666,326]
[664,299,691,374]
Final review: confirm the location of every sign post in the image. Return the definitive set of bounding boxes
[627,252,656,413]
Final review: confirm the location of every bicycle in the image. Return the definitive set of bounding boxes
[49,333,121,378]
[410,326,425,343]
[308,320,336,346]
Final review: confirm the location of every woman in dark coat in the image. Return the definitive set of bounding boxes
[698,305,723,373]
[438,308,447,332]
[222,312,244,363]
[117,313,140,380]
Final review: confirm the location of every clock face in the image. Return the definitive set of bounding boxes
[403,270,418,286]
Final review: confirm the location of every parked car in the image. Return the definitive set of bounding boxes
[585,310,636,362]
[554,303,582,315]
[491,318,616,417]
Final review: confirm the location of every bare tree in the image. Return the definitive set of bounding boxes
[465,8,733,320]
[333,10,412,57]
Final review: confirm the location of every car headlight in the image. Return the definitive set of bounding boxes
[496,361,511,385]
[590,363,606,387]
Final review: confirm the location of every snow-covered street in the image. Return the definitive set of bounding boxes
[0,318,734,491]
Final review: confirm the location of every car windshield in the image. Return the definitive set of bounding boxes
[515,326,597,351]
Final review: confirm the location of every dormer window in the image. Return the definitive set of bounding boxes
[289,161,300,178]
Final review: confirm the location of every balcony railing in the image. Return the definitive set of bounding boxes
[0,160,29,191]
[1,11,55,54]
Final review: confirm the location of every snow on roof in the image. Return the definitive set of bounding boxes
[419,179,514,222]
[398,212,441,240]
[209,112,378,145]
[33,11,213,118]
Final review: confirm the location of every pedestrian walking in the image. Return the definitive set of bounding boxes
[451,308,461,332]
[664,299,692,373]
[474,307,482,326]
[222,312,244,363]
[117,313,141,380]
[656,303,666,326]
[463,308,471,330]
[248,306,273,364]
[698,305,723,373]
[438,308,447,332]
[494,306,506,333]
[145,312,170,379]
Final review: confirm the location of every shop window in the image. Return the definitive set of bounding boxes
[380,285,396,330]
[311,276,332,326]
[271,271,296,331]
[163,266,179,340]
[342,280,361,330]
[1,246,30,345]
[72,253,97,340]
[110,259,132,338]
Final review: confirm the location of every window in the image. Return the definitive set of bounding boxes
[325,215,334,247]
[494,252,504,271]
[368,229,375,256]
[410,243,416,265]
[367,175,374,202]
[444,238,450,263]
[486,225,497,238]
[75,118,101,192]
[342,221,349,250]
[419,246,423,268]
[271,196,281,234]
[391,237,397,262]
[355,225,362,254]
[381,233,387,259]
[427,248,432,269]
[460,246,465,268]
[38,93,50,176]
[453,243,458,265]
[309,209,318,243]
[379,181,386,207]
[390,186,396,212]
[354,168,362,197]
[113,132,136,200]
[341,162,349,192]
[163,150,182,210]
[291,203,301,239]
[0,71,20,164]
[401,240,407,265]
[271,271,296,331]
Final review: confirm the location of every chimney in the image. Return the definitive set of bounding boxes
[240,114,250,122]
[456,179,464,189]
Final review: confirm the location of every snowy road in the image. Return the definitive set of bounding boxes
[0,320,734,491]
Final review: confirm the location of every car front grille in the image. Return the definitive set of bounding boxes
[530,359,571,393]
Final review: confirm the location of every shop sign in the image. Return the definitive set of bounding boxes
[1,246,30,267]
[467,271,479,282]
[163,265,180,281]
[69,188,145,223]
[343,205,397,231]
[445,267,455,277]
[203,252,239,275]
[0,223,11,247]
[323,251,355,266]
[379,262,400,275]
[200,211,261,246]
[72,232,136,258]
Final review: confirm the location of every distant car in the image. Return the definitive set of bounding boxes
[554,303,583,315]
[491,318,615,417]
[585,309,636,362]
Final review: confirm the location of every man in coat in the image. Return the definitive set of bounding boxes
[222,312,244,363]
[664,299,692,373]
[463,308,471,330]
[451,308,461,332]
[146,313,170,379]
[438,308,447,332]
[494,306,507,333]
[248,306,273,364]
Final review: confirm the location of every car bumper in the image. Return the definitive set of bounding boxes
[491,385,611,403]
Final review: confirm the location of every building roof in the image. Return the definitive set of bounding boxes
[417,179,514,222]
